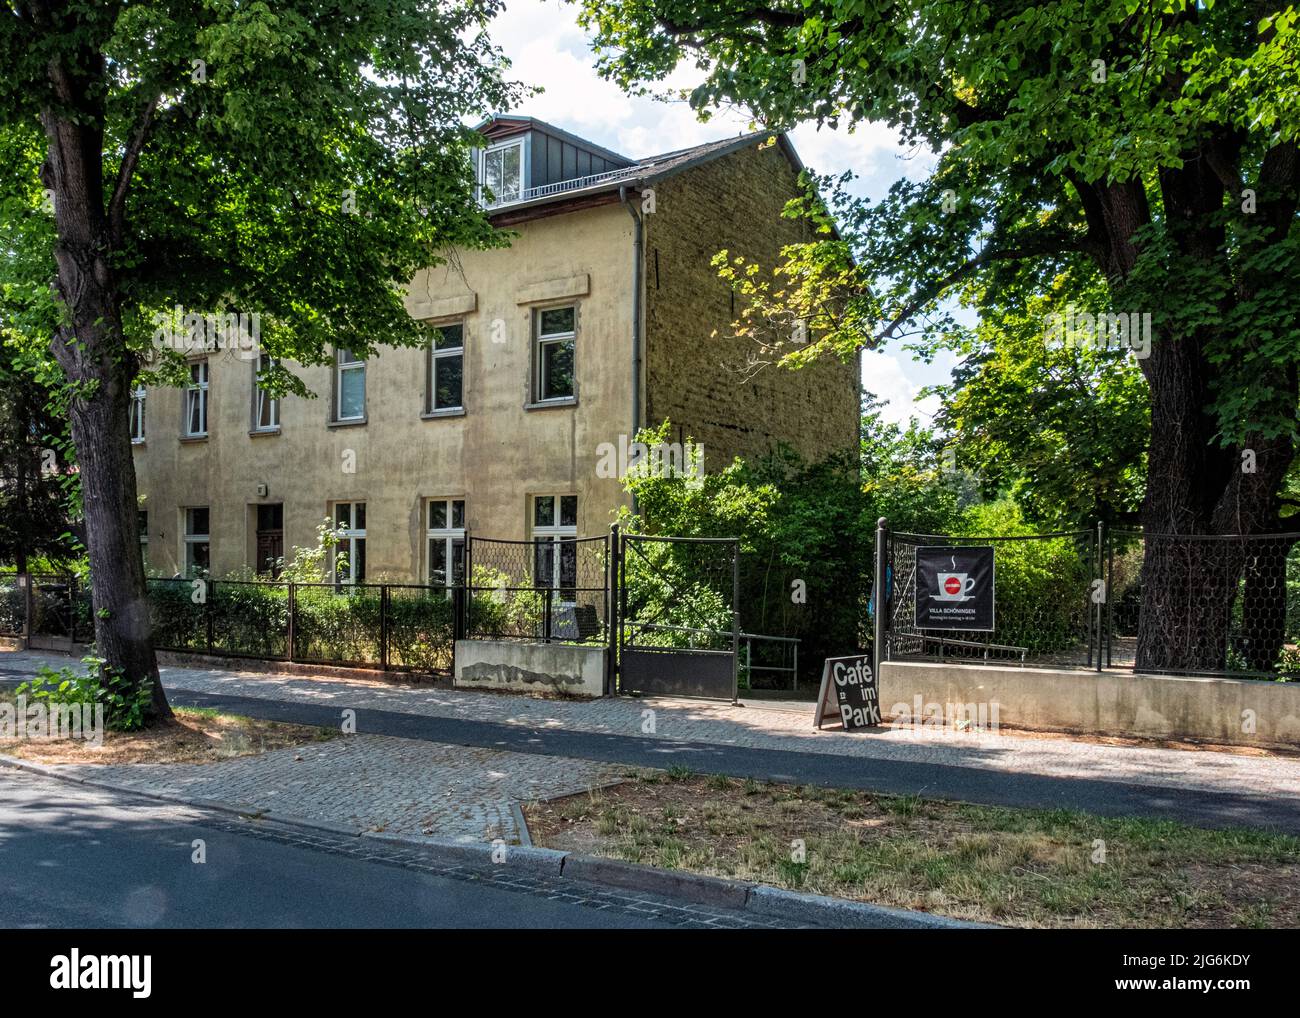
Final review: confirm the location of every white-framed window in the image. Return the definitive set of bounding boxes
[184,360,208,437]
[534,306,576,403]
[426,498,466,588]
[532,494,577,591]
[479,138,524,206]
[335,348,366,422]
[254,353,280,431]
[138,509,148,551]
[427,323,464,413]
[183,506,210,576]
[332,501,366,587]
[129,386,146,443]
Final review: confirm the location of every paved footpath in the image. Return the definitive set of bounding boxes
[4,650,1300,836]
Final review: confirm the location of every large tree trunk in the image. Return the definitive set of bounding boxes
[40,55,170,722]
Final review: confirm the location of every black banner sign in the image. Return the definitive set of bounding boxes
[814,653,880,731]
[914,545,995,631]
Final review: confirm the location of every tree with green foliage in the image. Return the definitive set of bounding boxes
[0,1,522,721]
[928,280,1150,530]
[579,0,1300,672]
[0,343,77,570]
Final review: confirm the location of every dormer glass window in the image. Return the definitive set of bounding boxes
[480,139,524,206]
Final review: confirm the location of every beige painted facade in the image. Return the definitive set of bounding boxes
[131,134,860,582]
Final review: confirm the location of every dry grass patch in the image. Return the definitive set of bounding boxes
[524,770,1300,929]
[0,704,338,765]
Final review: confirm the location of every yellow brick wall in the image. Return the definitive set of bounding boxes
[643,139,860,469]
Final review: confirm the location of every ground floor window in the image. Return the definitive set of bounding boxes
[332,502,366,587]
[426,498,465,587]
[532,494,577,594]
[183,506,210,576]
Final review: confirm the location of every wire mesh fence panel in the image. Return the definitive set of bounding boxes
[209,580,290,660]
[888,531,1097,668]
[621,536,737,652]
[0,574,25,636]
[465,536,609,644]
[291,583,383,667]
[1108,530,1300,678]
[386,584,455,671]
[71,579,94,644]
[146,577,208,652]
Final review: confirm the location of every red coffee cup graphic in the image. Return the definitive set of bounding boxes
[936,572,975,600]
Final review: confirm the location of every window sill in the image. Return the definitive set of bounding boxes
[249,427,281,437]
[328,417,367,428]
[524,398,577,411]
[421,408,466,420]
[179,435,208,444]
[131,439,145,448]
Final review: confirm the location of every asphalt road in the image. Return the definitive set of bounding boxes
[0,769,766,929]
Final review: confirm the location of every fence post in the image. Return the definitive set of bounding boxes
[873,517,889,686]
[1095,520,1106,673]
[731,538,740,704]
[20,572,32,647]
[607,524,619,696]
[287,582,296,662]
[205,578,215,655]
[543,584,553,643]
[380,584,389,670]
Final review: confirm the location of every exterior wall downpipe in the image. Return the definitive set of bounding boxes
[620,184,642,517]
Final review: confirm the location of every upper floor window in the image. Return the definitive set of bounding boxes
[426,498,466,587]
[480,139,523,206]
[129,386,146,443]
[183,506,210,576]
[427,323,464,414]
[534,306,575,403]
[253,354,280,431]
[184,361,208,437]
[335,348,366,422]
[333,501,366,587]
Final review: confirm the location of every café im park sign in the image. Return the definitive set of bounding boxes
[814,654,881,731]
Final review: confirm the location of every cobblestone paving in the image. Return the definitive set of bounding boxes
[5,649,1300,805]
[28,731,621,844]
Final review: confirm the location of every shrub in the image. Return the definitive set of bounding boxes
[16,654,153,731]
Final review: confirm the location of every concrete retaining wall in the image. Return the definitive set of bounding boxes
[454,639,606,697]
[881,660,1300,748]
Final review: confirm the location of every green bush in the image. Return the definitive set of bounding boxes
[16,654,153,731]
[292,585,383,665]
[386,588,454,670]
[958,500,1091,655]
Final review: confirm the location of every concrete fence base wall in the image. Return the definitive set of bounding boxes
[454,640,606,697]
[880,660,1300,748]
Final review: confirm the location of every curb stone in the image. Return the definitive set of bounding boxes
[0,755,990,929]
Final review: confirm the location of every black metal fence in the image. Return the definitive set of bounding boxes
[0,573,95,645]
[881,522,1300,681]
[463,534,612,646]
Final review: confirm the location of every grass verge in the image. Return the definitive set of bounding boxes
[524,769,1300,929]
[0,700,338,765]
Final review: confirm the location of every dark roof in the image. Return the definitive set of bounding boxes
[474,115,807,215]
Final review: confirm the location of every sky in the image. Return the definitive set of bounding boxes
[484,0,962,427]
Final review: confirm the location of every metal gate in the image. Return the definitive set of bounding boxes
[617,534,739,700]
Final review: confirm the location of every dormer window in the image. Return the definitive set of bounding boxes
[479,138,524,206]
